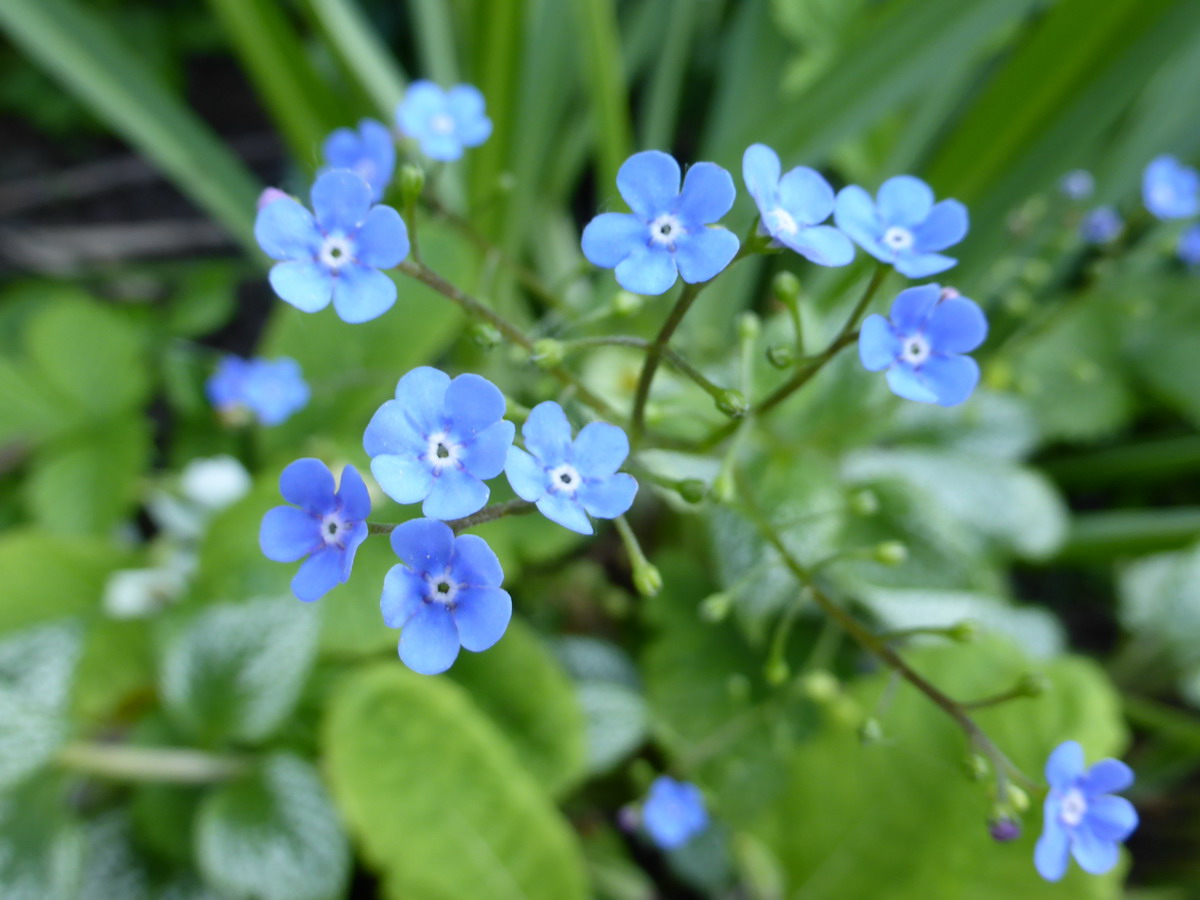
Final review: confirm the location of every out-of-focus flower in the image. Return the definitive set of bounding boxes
[396,81,492,161]
[321,119,397,201]
[180,455,251,510]
[1177,224,1200,266]
[1142,155,1199,220]
[1080,206,1123,245]
[642,776,708,850]
[1059,170,1094,201]
[206,356,310,427]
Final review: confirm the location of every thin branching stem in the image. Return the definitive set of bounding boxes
[57,743,249,784]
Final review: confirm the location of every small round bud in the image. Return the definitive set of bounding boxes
[858,718,884,744]
[676,479,707,504]
[963,753,990,782]
[399,164,425,204]
[612,290,643,317]
[1004,289,1033,315]
[469,321,502,350]
[257,186,291,210]
[989,818,1021,843]
[738,312,761,342]
[1006,784,1030,813]
[872,541,908,566]
[767,344,795,368]
[947,620,980,643]
[715,389,748,418]
[1016,672,1049,698]
[699,591,733,622]
[712,466,736,503]
[772,271,802,307]
[764,657,790,686]
[632,562,663,598]
[798,669,839,703]
[531,338,565,370]
[849,489,879,516]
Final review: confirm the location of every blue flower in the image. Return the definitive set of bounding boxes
[742,143,854,266]
[859,283,987,406]
[581,150,740,295]
[206,355,309,426]
[1059,170,1094,201]
[321,119,396,202]
[642,776,708,850]
[364,367,515,521]
[1080,207,1123,245]
[381,518,512,675]
[1035,740,1138,882]
[260,459,370,602]
[396,80,492,161]
[505,402,637,535]
[834,175,968,278]
[254,169,409,323]
[1178,224,1200,266]
[1143,155,1199,220]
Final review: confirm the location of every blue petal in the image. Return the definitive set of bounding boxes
[677,162,736,225]
[399,602,460,674]
[834,185,886,258]
[742,143,781,210]
[332,263,396,323]
[858,315,899,371]
[536,492,593,535]
[322,126,363,171]
[363,399,426,458]
[522,401,573,466]
[337,464,371,521]
[260,506,319,562]
[420,133,464,162]
[1035,813,1070,882]
[255,197,321,260]
[243,357,309,425]
[371,453,433,505]
[616,245,678,295]
[452,586,512,652]
[447,85,491,146]
[505,446,548,502]
[452,533,505,587]
[423,466,489,520]
[921,354,980,407]
[459,419,514,481]
[1080,759,1135,796]
[778,225,854,267]
[280,458,336,513]
[342,520,368,580]
[444,373,506,437]
[616,150,680,220]
[675,228,739,284]
[390,517,455,572]
[396,80,445,137]
[1086,795,1138,842]
[581,213,645,269]
[311,169,373,234]
[886,364,939,404]
[292,546,345,602]
[380,565,425,628]
[913,199,968,252]
[1070,823,1120,875]
[269,260,333,313]
[355,205,409,269]
[925,297,987,354]
[572,422,629,478]
[394,366,451,435]
[579,473,637,520]
[895,251,957,279]
[889,284,940,334]
[877,175,934,227]
[1046,740,1086,791]
[778,167,835,226]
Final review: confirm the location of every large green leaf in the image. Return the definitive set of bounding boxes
[554,636,649,775]
[0,776,84,899]
[324,664,589,900]
[0,530,121,632]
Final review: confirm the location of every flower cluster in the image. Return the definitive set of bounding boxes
[207,355,309,426]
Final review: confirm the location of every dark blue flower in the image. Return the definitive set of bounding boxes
[834,175,968,278]
[1035,740,1138,882]
[381,518,512,675]
[396,81,492,161]
[321,119,396,202]
[581,150,740,295]
[254,169,409,323]
[642,776,708,850]
[364,367,515,521]
[1178,224,1200,266]
[505,402,637,535]
[1080,207,1123,245]
[206,356,309,426]
[859,284,987,406]
[1059,170,1094,201]
[742,143,853,266]
[260,459,370,602]
[1143,155,1199,220]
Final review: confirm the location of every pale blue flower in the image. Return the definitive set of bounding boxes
[396,81,492,161]
[321,119,396,201]
[1059,170,1094,201]
[1080,207,1123,245]
[1143,155,1199,220]
[643,776,707,850]
[206,356,309,426]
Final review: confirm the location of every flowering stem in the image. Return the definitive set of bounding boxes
[57,742,249,783]
[446,498,536,533]
[563,335,733,407]
[367,521,396,535]
[629,280,706,442]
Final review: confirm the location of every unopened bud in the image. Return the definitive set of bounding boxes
[676,479,707,504]
[872,541,908,566]
[715,389,748,418]
[849,490,879,516]
[947,620,980,643]
[1016,672,1049,698]
[858,718,884,744]
[399,164,425,204]
[612,290,643,317]
[469,321,502,350]
[699,591,733,622]
[963,753,990,782]
[1006,784,1030,813]
[798,669,839,703]
[764,657,790,686]
[989,818,1021,842]
[257,186,290,209]
[632,562,662,598]
[767,344,795,368]
[531,338,565,369]
[772,271,802,308]
[738,312,761,342]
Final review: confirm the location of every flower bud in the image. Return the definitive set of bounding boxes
[963,753,989,782]
[738,312,761,342]
[469,321,502,350]
[1016,672,1049,698]
[989,818,1021,843]
[872,541,908,566]
[947,620,980,643]
[849,489,879,516]
[699,591,732,622]
[612,290,644,317]
[767,344,795,368]
[399,164,425,205]
[531,338,565,370]
[632,561,663,598]
[772,271,802,308]
[1006,784,1030,813]
[715,389,748,418]
[798,669,839,703]
[676,479,707,504]
[858,718,884,744]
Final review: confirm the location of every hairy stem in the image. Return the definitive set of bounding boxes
[57,743,249,783]
[565,335,732,406]
[446,498,536,533]
[629,280,705,442]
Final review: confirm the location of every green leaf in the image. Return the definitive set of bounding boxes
[745,640,1128,899]
[195,754,350,900]
[571,0,633,191]
[448,617,587,797]
[1118,542,1200,700]
[554,637,648,774]
[79,812,149,900]
[306,0,408,116]
[0,530,122,632]
[160,596,320,746]
[0,776,84,899]
[324,664,589,900]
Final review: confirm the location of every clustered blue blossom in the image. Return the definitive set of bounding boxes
[396,80,493,161]
[206,355,309,426]
[1142,154,1199,220]
[1035,741,1138,882]
[1059,169,1095,201]
[642,776,708,850]
[1080,206,1123,245]
[321,118,396,202]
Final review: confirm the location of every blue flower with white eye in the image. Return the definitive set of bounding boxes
[1080,207,1123,245]
[206,356,309,426]
[259,459,370,603]
[742,143,854,267]
[505,402,637,535]
[581,150,740,296]
[364,367,515,521]
[381,518,512,675]
[642,776,708,851]
[1178,224,1200,266]
[859,283,987,407]
[396,80,492,162]
[834,175,968,278]
[321,119,396,202]
[254,169,409,323]
[1142,155,1199,220]
[1035,740,1138,882]
[1059,170,1094,201]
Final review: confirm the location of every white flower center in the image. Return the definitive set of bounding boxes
[426,572,460,605]
[1059,788,1088,828]
[319,234,355,270]
[426,432,461,470]
[767,206,800,236]
[900,333,931,366]
[320,512,348,547]
[430,113,455,136]
[649,214,684,248]
[882,225,915,252]
[550,463,581,495]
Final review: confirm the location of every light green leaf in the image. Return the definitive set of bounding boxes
[554,636,648,775]
[0,530,120,631]
[324,664,589,900]
[307,0,407,117]
[1118,542,1200,686]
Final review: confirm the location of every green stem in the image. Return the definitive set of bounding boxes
[630,280,705,442]
[564,335,732,406]
[367,521,395,535]
[446,498,535,533]
[57,743,249,783]
[961,686,1032,711]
